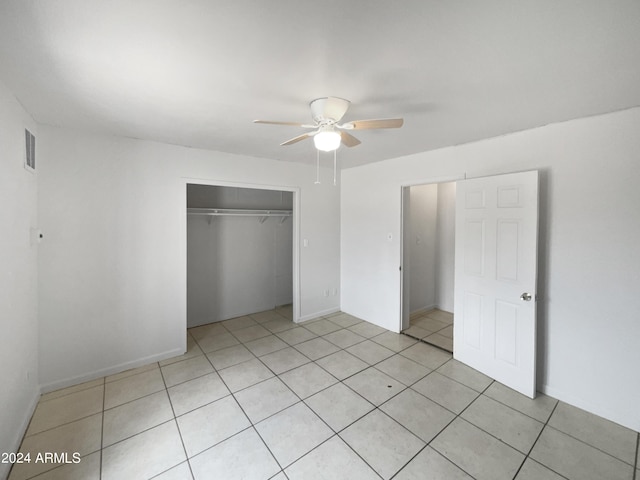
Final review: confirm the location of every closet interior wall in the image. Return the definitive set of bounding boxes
[187,184,293,328]
[408,182,456,314]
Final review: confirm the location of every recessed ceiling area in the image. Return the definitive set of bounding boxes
[1,0,639,168]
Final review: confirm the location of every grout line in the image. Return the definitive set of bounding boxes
[158,361,177,415]
[303,387,375,435]
[225,316,388,478]
[236,427,285,474]
[472,390,552,426]
[510,396,561,479]
[228,378,290,474]
[22,409,106,439]
[157,362,196,480]
[521,457,571,480]
[481,390,557,424]
[99,375,106,480]
[635,433,639,480]
[322,390,387,480]
[402,313,454,352]
[100,417,183,450]
[516,401,576,478]
[13,378,106,480]
[420,381,496,479]
[391,446,476,480]
[317,346,431,478]
[400,330,453,354]
[176,347,243,477]
[183,425,257,467]
[544,423,638,468]
[391,380,492,480]
[146,461,192,480]
[18,309,639,480]
[268,470,288,480]
[334,434,385,480]
[387,445,430,480]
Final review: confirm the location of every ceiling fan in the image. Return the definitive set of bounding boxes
[254,97,403,152]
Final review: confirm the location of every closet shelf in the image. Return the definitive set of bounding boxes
[187,208,292,224]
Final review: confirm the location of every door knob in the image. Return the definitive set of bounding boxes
[520,292,532,301]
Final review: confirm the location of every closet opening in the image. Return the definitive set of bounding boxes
[400,181,457,353]
[186,182,298,329]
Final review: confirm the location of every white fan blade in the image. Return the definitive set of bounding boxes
[340,131,361,147]
[339,118,404,130]
[254,120,316,128]
[280,133,312,146]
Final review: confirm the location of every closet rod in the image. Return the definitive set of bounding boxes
[187,208,292,217]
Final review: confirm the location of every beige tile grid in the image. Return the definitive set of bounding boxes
[9,306,640,480]
[404,308,454,352]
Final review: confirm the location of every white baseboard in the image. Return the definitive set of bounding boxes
[1,388,40,480]
[187,317,223,328]
[540,383,639,432]
[410,304,438,317]
[39,347,184,394]
[297,307,340,323]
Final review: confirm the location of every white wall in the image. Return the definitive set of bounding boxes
[37,126,340,391]
[434,182,456,312]
[187,187,294,326]
[0,80,40,477]
[408,184,438,312]
[274,216,294,307]
[341,107,640,431]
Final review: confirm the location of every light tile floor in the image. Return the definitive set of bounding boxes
[9,307,640,480]
[403,308,454,353]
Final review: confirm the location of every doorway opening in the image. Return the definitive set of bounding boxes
[400,170,539,396]
[186,182,299,329]
[401,181,457,352]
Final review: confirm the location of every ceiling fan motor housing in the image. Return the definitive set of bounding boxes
[310,97,350,125]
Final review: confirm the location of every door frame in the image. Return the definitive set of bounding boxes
[399,174,465,333]
[181,177,301,324]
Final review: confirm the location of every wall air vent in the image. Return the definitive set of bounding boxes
[25,128,35,172]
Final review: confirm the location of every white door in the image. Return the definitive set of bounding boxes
[453,170,539,398]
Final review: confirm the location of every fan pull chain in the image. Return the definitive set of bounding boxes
[314,149,321,184]
[333,150,337,186]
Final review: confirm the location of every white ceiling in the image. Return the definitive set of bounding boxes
[1,1,639,168]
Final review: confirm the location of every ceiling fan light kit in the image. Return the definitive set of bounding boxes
[313,127,342,152]
[254,96,404,182]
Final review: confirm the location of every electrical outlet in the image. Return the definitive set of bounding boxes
[323,289,329,297]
